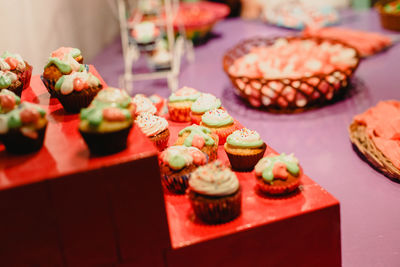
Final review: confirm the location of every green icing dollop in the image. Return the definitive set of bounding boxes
[80,106,131,128]
[1,51,16,59]
[168,154,186,170]
[0,75,11,89]
[71,48,81,58]
[227,136,263,148]
[179,125,215,146]
[168,92,201,102]
[201,113,233,127]
[261,154,300,182]
[54,76,65,90]
[44,58,72,74]
[4,103,45,129]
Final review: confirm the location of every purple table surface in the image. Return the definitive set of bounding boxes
[91,9,400,267]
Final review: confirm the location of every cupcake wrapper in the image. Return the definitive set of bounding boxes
[206,123,240,145]
[0,125,47,154]
[256,176,300,195]
[161,173,190,194]
[168,104,192,122]
[150,129,170,152]
[190,113,203,125]
[226,144,266,171]
[189,188,242,224]
[53,85,103,113]
[8,82,24,97]
[208,147,218,161]
[79,125,132,155]
[21,62,33,89]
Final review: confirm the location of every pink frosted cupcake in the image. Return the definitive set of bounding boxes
[135,112,170,151]
[168,87,201,122]
[200,109,239,145]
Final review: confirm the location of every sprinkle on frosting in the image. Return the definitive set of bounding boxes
[255,153,300,183]
[92,87,132,109]
[160,145,207,171]
[44,47,83,74]
[0,71,18,89]
[54,71,100,95]
[179,124,215,149]
[168,86,201,102]
[189,160,239,196]
[201,108,234,127]
[132,94,157,115]
[226,128,264,148]
[191,93,221,113]
[0,89,21,113]
[135,112,168,137]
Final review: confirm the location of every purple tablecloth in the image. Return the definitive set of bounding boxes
[91,9,400,267]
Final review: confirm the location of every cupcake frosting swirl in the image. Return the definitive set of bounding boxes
[0,102,46,134]
[55,71,100,95]
[168,86,201,102]
[0,51,26,71]
[132,94,157,115]
[179,124,215,148]
[93,87,131,108]
[201,109,234,127]
[0,71,18,89]
[135,112,168,137]
[160,145,207,171]
[191,93,221,113]
[45,47,83,74]
[227,128,264,148]
[255,153,300,182]
[189,160,239,196]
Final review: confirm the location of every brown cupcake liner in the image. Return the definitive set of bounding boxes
[21,62,32,89]
[349,121,400,181]
[149,128,170,151]
[188,187,242,224]
[53,84,103,113]
[168,104,192,122]
[190,112,203,125]
[161,172,191,194]
[256,175,300,195]
[0,125,47,154]
[79,125,132,155]
[225,143,266,171]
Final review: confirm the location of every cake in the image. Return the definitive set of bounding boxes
[190,93,222,125]
[159,145,208,194]
[79,105,133,155]
[0,102,47,154]
[0,89,21,114]
[200,108,239,145]
[349,100,400,181]
[54,71,103,113]
[255,153,301,195]
[224,128,267,171]
[175,124,219,161]
[0,51,32,89]
[135,112,170,151]
[188,160,241,224]
[168,86,201,122]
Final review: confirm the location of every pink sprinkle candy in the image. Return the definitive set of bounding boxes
[103,108,126,121]
[20,108,40,124]
[272,162,288,180]
[0,94,15,110]
[191,134,205,149]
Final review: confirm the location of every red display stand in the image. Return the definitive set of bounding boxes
[0,68,341,266]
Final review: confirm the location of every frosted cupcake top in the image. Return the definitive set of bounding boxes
[0,89,21,114]
[201,109,233,127]
[44,47,84,74]
[255,153,300,183]
[191,93,221,113]
[135,112,168,137]
[0,51,26,71]
[80,105,132,128]
[189,160,239,196]
[132,94,157,115]
[226,128,264,148]
[132,22,159,43]
[168,86,201,102]
[55,71,101,95]
[92,87,132,109]
[160,145,207,171]
[0,71,18,89]
[179,124,216,149]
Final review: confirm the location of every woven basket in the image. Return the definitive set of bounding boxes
[375,0,400,32]
[222,36,361,113]
[349,121,400,181]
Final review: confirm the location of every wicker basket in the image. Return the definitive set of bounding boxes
[375,0,400,32]
[222,36,361,113]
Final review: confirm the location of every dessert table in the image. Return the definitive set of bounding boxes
[92,9,400,267]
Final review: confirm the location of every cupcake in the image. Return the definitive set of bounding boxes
[42,47,85,94]
[0,51,32,89]
[79,105,133,155]
[132,94,157,115]
[0,70,23,97]
[200,109,239,145]
[148,39,171,71]
[0,102,47,154]
[224,128,267,171]
[92,87,136,117]
[168,87,201,122]
[53,71,103,113]
[175,124,219,161]
[135,112,170,151]
[188,160,241,224]
[131,21,160,51]
[0,89,21,114]
[190,93,222,125]
[159,145,208,194]
[254,153,301,195]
